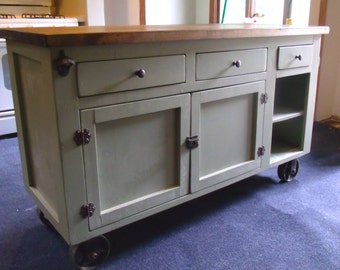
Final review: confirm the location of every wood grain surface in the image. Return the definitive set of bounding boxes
[0,24,330,47]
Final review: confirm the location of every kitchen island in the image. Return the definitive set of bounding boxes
[0,24,329,269]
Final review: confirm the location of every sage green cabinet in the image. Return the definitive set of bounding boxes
[4,29,323,263]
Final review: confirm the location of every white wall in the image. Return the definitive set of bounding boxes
[145,0,196,25]
[85,0,139,26]
[145,0,209,25]
[86,0,105,25]
[104,0,139,25]
[85,0,208,26]
[291,0,311,26]
[195,0,209,24]
[315,0,340,120]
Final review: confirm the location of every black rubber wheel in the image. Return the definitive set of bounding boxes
[36,208,58,233]
[70,235,111,270]
[278,159,299,182]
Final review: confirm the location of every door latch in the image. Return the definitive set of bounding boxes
[74,129,91,146]
[186,136,199,149]
[80,202,96,218]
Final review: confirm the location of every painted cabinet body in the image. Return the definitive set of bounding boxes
[1,25,327,246]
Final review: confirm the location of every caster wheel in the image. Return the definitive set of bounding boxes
[278,159,299,182]
[70,235,111,270]
[37,208,57,233]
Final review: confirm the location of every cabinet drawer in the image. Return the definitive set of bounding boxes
[278,45,313,70]
[77,55,185,97]
[196,48,267,81]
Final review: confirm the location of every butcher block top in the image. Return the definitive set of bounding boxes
[0,24,329,47]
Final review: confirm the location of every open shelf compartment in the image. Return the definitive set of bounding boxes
[270,73,310,164]
[273,73,310,123]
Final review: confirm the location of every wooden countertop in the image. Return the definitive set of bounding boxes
[0,24,330,47]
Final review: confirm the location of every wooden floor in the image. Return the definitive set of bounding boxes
[321,115,340,129]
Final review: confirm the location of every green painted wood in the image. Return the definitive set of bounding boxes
[77,55,185,97]
[196,48,267,80]
[190,81,265,192]
[81,94,190,229]
[4,31,323,245]
[278,45,313,70]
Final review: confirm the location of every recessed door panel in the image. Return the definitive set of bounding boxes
[81,94,190,230]
[191,81,265,192]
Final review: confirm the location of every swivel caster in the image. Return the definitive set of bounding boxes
[70,235,111,270]
[278,159,299,182]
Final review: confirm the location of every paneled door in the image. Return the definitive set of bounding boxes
[190,81,265,192]
[80,94,191,230]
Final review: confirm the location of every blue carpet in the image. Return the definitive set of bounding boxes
[0,122,339,270]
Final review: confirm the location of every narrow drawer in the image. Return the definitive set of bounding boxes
[278,45,313,70]
[77,55,185,97]
[196,48,267,81]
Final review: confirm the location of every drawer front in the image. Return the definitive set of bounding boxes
[77,55,185,97]
[278,45,313,70]
[196,48,267,81]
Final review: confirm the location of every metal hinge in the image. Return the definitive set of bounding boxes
[80,202,96,218]
[74,129,91,146]
[257,146,266,157]
[186,136,199,149]
[260,93,268,104]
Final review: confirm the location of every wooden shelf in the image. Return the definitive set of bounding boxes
[273,106,304,123]
[270,144,302,165]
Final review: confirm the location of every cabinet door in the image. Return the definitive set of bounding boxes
[191,81,265,192]
[80,94,190,230]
